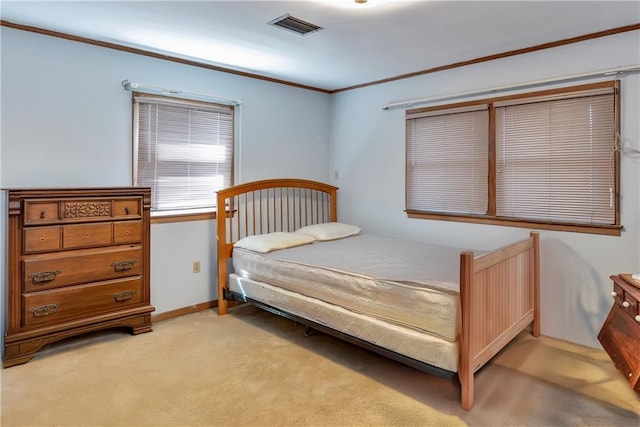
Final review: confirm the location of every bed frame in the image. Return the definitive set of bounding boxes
[216,178,540,411]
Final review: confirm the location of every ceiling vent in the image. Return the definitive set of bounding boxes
[268,14,323,36]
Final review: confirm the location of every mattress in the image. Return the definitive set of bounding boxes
[228,274,459,372]
[232,233,476,342]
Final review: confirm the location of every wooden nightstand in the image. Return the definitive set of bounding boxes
[598,274,640,393]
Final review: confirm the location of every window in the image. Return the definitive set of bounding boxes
[133,92,234,219]
[406,105,489,215]
[405,81,620,235]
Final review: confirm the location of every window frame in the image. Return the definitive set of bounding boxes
[405,80,621,236]
[132,92,235,223]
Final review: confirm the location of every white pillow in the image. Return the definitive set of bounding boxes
[233,232,315,253]
[295,222,361,241]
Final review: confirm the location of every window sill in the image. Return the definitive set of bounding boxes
[405,211,622,236]
[151,210,216,224]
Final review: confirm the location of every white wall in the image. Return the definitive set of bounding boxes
[0,28,331,351]
[1,25,639,353]
[329,31,640,349]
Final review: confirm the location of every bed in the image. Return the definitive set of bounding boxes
[216,178,540,411]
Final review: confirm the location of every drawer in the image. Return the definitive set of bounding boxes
[612,282,625,306]
[113,199,141,218]
[23,246,143,292]
[63,222,113,249]
[612,282,639,318]
[24,226,62,253]
[22,277,142,327]
[114,221,142,244]
[24,201,60,225]
[62,199,111,220]
[621,293,638,319]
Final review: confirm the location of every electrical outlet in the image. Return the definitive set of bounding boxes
[192,261,201,273]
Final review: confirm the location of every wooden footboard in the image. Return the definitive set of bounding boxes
[458,231,540,410]
[216,178,540,411]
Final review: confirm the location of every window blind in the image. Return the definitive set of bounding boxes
[406,106,489,214]
[495,92,615,224]
[133,93,234,212]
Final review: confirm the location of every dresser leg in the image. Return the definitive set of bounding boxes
[3,339,47,368]
[127,314,153,335]
[3,313,154,368]
[131,324,153,335]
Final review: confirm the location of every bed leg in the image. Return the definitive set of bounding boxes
[217,264,229,315]
[459,251,474,410]
[460,372,474,411]
[530,231,541,337]
[218,298,228,316]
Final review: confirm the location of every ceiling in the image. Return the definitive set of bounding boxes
[1,1,639,92]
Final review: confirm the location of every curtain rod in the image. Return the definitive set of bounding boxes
[121,80,241,106]
[381,64,640,110]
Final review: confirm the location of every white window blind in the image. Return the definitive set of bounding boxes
[406,106,489,214]
[133,93,234,213]
[495,92,615,225]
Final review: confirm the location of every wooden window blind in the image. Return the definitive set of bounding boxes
[406,105,489,215]
[133,92,234,213]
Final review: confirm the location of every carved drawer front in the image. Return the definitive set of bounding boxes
[22,277,143,327]
[24,201,60,225]
[114,221,142,244]
[23,246,143,292]
[24,226,62,253]
[113,199,141,218]
[62,199,111,220]
[62,222,113,249]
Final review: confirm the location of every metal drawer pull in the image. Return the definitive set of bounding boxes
[112,290,137,302]
[40,210,46,219]
[125,206,130,214]
[30,270,61,284]
[29,304,60,317]
[111,259,136,272]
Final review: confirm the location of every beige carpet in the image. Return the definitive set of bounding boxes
[1,304,638,426]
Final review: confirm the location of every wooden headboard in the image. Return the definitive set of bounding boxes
[216,178,338,314]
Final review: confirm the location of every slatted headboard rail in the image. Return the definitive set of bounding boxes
[216,178,338,314]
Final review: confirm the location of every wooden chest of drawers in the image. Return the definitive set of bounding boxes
[3,188,155,367]
[598,274,640,393]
